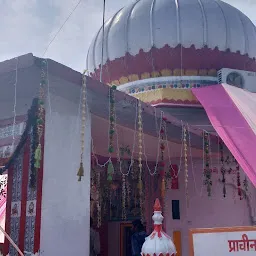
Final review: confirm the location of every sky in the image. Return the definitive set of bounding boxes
[0,0,255,72]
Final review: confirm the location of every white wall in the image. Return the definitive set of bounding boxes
[40,94,91,255]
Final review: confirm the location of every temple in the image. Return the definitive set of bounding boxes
[0,0,256,255]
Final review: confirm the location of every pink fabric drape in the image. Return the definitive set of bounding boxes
[192,85,256,187]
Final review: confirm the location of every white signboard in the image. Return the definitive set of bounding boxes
[190,227,256,256]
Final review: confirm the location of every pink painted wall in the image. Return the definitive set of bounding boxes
[107,158,256,256]
[165,158,256,256]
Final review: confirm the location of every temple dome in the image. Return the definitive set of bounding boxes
[87,0,256,84]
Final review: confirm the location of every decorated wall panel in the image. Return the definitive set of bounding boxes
[1,99,44,256]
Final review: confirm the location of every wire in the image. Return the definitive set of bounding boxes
[100,0,106,83]
[11,57,18,151]
[42,0,83,57]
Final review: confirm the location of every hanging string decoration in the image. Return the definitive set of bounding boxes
[203,131,212,197]
[219,139,226,197]
[119,145,131,220]
[77,70,87,181]
[96,170,101,228]
[243,176,249,193]
[159,115,166,199]
[108,85,116,154]
[235,159,242,200]
[183,125,189,208]
[107,85,116,182]
[137,100,144,222]
[122,174,126,220]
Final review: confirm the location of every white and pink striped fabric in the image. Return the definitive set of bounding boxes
[192,84,256,187]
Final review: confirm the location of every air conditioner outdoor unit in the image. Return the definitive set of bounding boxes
[217,68,256,92]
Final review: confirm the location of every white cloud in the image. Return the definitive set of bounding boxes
[0,0,255,71]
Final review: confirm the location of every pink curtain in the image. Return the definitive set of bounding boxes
[192,85,256,187]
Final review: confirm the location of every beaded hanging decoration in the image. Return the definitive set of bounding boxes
[137,100,144,222]
[203,131,212,197]
[243,176,249,193]
[219,139,226,197]
[183,125,189,208]
[122,174,126,220]
[77,70,87,181]
[236,159,242,200]
[159,114,166,199]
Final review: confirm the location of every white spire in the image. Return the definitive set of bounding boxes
[141,198,176,256]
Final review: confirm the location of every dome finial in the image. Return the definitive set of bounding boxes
[141,198,176,256]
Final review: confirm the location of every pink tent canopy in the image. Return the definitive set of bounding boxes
[192,84,256,187]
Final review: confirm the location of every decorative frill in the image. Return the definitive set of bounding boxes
[141,198,176,256]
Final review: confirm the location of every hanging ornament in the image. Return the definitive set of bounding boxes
[243,176,249,193]
[219,139,226,197]
[184,125,189,209]
[96,170,101,228]
[31,59,46,188]
[137,100,144,222]
[122,174,126,220]
[107,161,114,181]
[159,115,166,199]
[77,70,87,181]
[34,60,46,169]
[236,163,242,200]
[203,131,212,197]
[108,85,116,154]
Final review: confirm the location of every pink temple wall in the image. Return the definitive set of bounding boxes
[165,158,256,256]
[107,158,256,256]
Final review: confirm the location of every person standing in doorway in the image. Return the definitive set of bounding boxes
[131,219,147,256]
[90,217,101,256]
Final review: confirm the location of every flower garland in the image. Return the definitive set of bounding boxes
[121,174,126,220]
[77,70,87,181]
[203,131,212,197]
[119,146,131,220]
[236,160,242,200]
[107,85,116,182]
[137,100,144,222]
[33,60,46,184]
[183,125,189,208]
[219,139,226,197]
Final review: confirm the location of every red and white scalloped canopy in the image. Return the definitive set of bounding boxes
[87,0,256,73]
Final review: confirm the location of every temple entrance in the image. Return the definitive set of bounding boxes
[90,156,159,256]
[120,223,133,256]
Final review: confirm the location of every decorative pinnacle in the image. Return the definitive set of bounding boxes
[154,198,162,212]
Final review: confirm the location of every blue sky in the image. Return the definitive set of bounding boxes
[0,0,255,71]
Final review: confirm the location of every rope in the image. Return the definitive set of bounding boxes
[0,225,24,256]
